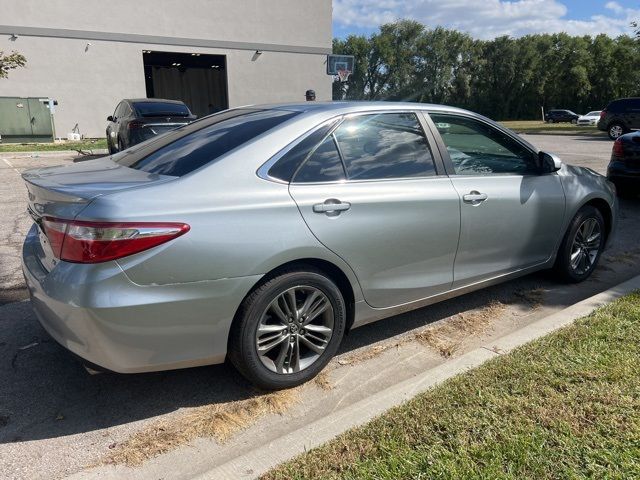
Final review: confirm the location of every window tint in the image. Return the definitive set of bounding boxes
[293,135,345,183]
[114,109,299,176]
[333,113,436,180]
[134,102,191,117]
[268,119,341,182]
[430,114,538,175]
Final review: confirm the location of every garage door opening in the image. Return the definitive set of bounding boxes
[143,51,228,119]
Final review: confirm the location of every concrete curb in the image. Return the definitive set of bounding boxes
[195,274,640,480]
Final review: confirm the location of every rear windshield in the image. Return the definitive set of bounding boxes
[134,102,191,117]
[114,108,299,176]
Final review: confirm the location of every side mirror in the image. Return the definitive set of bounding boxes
[107,115,114,122]
[538,151,562,173]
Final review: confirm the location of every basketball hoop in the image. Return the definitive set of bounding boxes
[336,69,351,83]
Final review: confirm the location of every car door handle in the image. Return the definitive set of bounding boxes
[462,191,488,204]
[313,199,351,214]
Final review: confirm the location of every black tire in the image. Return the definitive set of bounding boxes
[608,123,626,140]
[554,206,605,283]
[107,142,116,155]
[228,267,346,390]
[118,138,126,152]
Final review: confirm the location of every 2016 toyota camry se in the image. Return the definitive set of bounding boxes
[22,102,617,389]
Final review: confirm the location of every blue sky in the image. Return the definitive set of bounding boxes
[333,0,640,39]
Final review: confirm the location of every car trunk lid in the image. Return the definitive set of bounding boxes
[22,156,175,269]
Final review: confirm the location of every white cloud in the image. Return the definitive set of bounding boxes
[333,0,640,39]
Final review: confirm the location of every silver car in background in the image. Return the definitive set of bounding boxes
[22,102,617,389]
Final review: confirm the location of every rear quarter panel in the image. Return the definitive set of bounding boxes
[76,120,365,302]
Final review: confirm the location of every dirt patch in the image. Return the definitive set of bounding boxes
[101,388,299,467]
[513,287,546,308]
[605,248,640,266]
[415,301,507,358]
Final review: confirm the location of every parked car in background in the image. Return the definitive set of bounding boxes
[106,99,196,154]
[607,132,640,198]
[544,109,579,124]
[22,102,617,390]
[598,98,640,140]
[576,111,601,126]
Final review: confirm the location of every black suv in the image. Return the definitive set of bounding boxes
[544,109,579,123]
[598,98,640,140]
[106,99,196,154]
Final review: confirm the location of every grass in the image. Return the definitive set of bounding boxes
[263,292,640,480]
[0,138,107,153]
[500,120,603,136]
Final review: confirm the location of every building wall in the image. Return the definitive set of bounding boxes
[0,0,332,138]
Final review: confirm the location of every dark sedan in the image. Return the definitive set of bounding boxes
[607,132,640,198]
[106,99,196,153]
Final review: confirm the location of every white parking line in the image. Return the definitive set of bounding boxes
[2,158,21,174]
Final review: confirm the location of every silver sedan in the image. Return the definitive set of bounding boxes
[22,102,617,389]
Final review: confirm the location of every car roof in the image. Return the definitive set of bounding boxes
[244,101,473,116]
[125,98,187,105]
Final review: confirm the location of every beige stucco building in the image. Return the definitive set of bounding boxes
[0,0,332,138]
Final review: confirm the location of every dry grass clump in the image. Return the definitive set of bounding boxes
[415,300,506,357]
[314,370,334,390]
[102,388,299,467]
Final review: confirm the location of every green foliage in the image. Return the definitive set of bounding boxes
[333,22,640,120]
[0,50,26,79]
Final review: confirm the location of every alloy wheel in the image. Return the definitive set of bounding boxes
[255,286,334,374]
[569,218,602,275]
[609,125,624,139]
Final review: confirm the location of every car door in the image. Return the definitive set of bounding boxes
[288,111,461,308]
[427,112,566,287]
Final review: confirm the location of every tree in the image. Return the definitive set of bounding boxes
[0,51,26,79]
[332,20,640,119]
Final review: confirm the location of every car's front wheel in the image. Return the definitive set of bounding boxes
[554,206,605,283]
[228,267,346,390]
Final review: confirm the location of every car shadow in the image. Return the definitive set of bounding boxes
[2,197,639,444]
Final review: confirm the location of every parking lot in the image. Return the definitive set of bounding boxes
[1,134,640,480]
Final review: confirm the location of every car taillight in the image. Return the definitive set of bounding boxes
[128,121,143,130]
[41,218,190,263]
[612,138,624,158]
[600,110,606,120]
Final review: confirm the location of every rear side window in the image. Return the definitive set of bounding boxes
[293,135,345,183]
[114,109,299,176]
[267,119,341,182]
[334,113,436,180]
[134,102,191,117]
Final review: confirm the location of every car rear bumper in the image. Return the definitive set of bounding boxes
[22,224,260,373]
[607,161,640,185]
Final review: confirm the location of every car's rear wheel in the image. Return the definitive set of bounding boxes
[554,206,605,283]
[118,138,126,152]
[608,123,625,140]
[228,267,346,390]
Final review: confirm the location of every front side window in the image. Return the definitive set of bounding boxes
[333,113,436,180]
[430,114,538,175]
[113,108,299,176]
